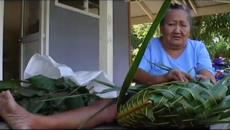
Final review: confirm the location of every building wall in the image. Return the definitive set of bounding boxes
[49,1,130,86]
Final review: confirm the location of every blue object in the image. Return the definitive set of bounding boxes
[212,57,229,81]
[138,37,214,79]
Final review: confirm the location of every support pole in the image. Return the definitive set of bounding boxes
[0,0,4,80]
[99,1,113,82]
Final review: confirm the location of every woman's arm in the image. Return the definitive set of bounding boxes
[133,68,194,85]
[133,69,168,85]
[196,42,216,84]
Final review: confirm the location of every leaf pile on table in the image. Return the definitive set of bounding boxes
[0,75,102,115]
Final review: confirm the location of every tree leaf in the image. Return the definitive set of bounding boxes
[27,98,46,114]
[19,98,30,110]
[0,80,21,90]
[48,91,69,107]
[36,88,118,102]
[65,91,85,110]
[76,86,89,94]
[65,79,78,87]
[19,87,46,97]
[87,95,101,106]
[27,75,58,91]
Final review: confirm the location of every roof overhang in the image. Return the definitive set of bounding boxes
[130,0,230,25]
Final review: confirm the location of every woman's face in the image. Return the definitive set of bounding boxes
[160,9,190,49]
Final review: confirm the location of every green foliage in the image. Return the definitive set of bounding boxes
[207,38,230,59]
[131,24,160,62]
[191,13,230,59]
[131,24,160,49]
[191,13,230,45]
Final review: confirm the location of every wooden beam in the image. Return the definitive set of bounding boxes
[191,3,230,16]
[188,0,197,13]
[131,14,155,25]
[174,0,182,4]
[182,0,187,6]
[99,1,113,81]
[131,4,230,25]
[136,1,153,20]
[213,0,230,3]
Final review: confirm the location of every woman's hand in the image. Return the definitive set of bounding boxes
[195,74,207,80]
[165,69,194,82]
[195,74,216,84]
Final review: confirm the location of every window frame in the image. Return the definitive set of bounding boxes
[55,0,99,19]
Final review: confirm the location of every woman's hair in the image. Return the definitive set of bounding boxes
[160,4,192,27]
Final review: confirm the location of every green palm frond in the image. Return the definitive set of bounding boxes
[146,58,197,75]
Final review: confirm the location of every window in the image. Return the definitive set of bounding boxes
[56,0,99,18]
[23,1,40,35]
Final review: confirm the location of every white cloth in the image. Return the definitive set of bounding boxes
[24,53,119,98]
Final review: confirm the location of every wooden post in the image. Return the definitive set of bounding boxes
[0,0,4,80]
[99,1,113,82]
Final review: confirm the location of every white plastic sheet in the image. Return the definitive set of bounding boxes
[24,53,119,98]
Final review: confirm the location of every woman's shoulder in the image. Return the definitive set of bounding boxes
[187,39,206,50]
[147,37,161,47]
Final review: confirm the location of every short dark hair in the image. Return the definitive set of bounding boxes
[160,4,192,27]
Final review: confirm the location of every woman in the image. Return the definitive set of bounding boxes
[134,4,216,84]
[0,4,215,129]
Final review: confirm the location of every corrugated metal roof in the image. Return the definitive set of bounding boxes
[195,1,224,7]
[131,2,147,17]
[143,1,163,14]
[130,0,230,25]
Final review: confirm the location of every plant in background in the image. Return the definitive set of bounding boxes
[206,37,230,61]
[131,24,160,63]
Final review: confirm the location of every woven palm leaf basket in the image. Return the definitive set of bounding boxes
[116,76,230,128]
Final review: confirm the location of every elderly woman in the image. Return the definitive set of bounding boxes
[134,4,216,84]
[0,4,215,129]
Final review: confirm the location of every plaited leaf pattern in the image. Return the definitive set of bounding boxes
[116,76,230,128]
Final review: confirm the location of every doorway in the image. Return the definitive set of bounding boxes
[2,0,49,80]
[3,1,21,80]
